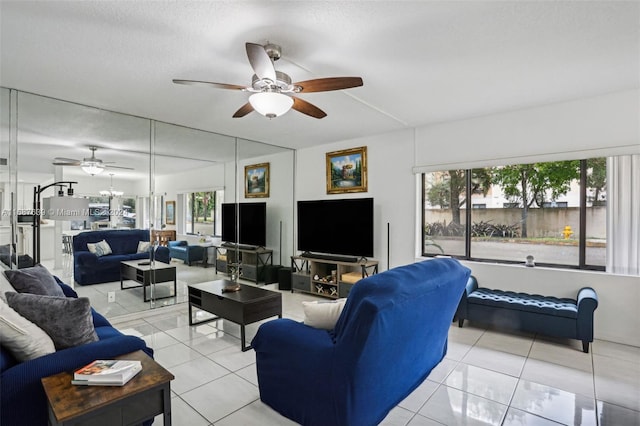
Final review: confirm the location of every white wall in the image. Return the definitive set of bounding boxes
[295,128,416,271]
[414,89,639,170]
[238,150,295,265]
[153,150,296,264]
[294,89,640,346]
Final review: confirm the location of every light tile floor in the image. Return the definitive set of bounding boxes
[47,258,640,425]
[106,286,640,426]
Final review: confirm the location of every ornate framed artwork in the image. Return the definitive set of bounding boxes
[245,162,270,198]
[165,201,176,225]
[326,146,368,194]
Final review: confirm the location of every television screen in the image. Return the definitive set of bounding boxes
[17,214,35,223]
[221,202,267,247]
[297,198,374,258]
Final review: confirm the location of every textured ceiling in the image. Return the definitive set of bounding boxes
[1,1,638,154]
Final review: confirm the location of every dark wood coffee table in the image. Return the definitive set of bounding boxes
[41,350,174,426]
[120,260,177,302]
[188,280,282,351]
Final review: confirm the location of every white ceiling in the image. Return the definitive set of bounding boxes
[1,1,638,154]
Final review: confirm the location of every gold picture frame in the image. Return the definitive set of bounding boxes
[245,163,270,198]
[165,201,176,225]
[326,146,368,194]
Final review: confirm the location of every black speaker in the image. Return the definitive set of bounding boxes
[278,267,292,291]
[263,265,282,284]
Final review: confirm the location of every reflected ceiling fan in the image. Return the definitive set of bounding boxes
[173,42,363,119]
[52,146,133,176]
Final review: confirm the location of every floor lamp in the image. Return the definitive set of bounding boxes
[32,181,88,265]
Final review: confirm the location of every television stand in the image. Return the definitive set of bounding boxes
[213,245,273,284]
[291,255,378,299]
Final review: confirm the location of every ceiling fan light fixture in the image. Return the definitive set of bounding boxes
[249,92,293,118]
[81,163,104,176]
[100,173,123,197]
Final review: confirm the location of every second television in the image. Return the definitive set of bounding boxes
[221,202,267,248]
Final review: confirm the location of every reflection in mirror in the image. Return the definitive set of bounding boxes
[0,88,15,275]
[237,138,294,268]
[15,91,153,317]
[4,88,295,319]
[151,121,237,306]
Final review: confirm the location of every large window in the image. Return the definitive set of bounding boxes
[185,190,223,236]
[422,158,606,270]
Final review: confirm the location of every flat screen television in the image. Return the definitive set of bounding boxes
[221,202,267,247]
[297,198,374,258]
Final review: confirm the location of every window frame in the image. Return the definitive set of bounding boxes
[421,159,605,271]
[185,190,223,236]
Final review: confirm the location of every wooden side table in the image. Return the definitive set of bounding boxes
[41,350,174,426]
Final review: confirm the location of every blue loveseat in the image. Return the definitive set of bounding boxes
[73,229,169,285]
[0,279,153,426]
[252,258,471,426]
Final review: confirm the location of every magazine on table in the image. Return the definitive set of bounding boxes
[72,359,142,386]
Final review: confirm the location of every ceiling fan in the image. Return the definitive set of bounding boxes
[52,146,133,176]
[173,42,363,119]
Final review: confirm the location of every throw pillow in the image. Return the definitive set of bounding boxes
[137,241,151,253]
[86,242,97,254]
[0,297,56,361]
[302,298,347,330]
[6,292,98,350]
[87,240,112,257]
[3,263,65,297]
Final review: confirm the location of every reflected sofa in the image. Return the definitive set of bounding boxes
[252,258,471,426]
[73,229,169,285]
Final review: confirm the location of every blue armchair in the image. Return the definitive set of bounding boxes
[251,258,471,426]
[168,241,205,266]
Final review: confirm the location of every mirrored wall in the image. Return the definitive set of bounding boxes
[0,87,295,317]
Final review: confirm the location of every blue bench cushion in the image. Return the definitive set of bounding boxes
[468,288,578,319]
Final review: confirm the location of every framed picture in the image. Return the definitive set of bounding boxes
[326,146,368,194]
[245,163,270,198]
[165,201,176,225]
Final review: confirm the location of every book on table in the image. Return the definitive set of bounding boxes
[71,359,142,386]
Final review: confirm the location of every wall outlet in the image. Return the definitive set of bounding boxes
[108,291,115,302]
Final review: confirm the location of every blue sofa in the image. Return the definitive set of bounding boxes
[455,276,598,352]
[0,279,153,426]
[168,240,205,266]
[252,258,471,426]
[73,229,169,285]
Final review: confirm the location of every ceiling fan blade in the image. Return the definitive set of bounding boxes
[52,158,81,166]
[246,43,276,82]
[173,79,247,90]
[292,97,327,119]
[233,102,254,118]
[294,77,363,93]
[105,165,135,170]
